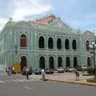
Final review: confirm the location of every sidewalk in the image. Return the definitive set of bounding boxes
[46,72,96,87]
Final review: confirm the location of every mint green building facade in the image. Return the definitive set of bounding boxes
[0,15,95,72]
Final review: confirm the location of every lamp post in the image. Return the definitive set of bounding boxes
[15,45,18,55]
[89,41,96,77]
[14,44,19,74]
[15,44,18,64]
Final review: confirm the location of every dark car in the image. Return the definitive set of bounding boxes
[45,69,54,74]
[34,69,41,75]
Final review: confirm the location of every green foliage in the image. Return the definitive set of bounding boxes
[87,66,94,75]
[87,66,96,75]
[87,77,96,83]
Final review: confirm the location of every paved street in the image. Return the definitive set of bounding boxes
[0,73,96,96]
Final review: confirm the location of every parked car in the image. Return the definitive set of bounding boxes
[81,65,88,71]
[34,69,41,75]
[45,69,54,74]
[57,67,64,73]
[65,67,76,72]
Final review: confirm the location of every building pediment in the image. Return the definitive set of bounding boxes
[28,14,72,30]
[83,30,95,36]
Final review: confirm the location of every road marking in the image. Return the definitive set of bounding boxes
[3,78,40,83]
[0,80,5,83]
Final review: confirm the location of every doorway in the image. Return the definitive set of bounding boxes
[49,57,54,69]
[20,56,27,71]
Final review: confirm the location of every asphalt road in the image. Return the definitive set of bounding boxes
[0,75,96,96]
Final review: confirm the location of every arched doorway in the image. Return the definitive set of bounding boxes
[66,57,70,67]
[49,57,54,69]
[58,57,62,67]
[73,57,78,68]
[87,57,91,67]
[20,56,27,71]
[39,56,45,69]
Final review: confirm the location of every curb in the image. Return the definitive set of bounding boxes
[48,79,96,87]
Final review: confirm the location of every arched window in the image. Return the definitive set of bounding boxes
[58,57,62,67]
[39,56,45,69]
[86,40,89,50]
[49,57,54,69]
[72,40,77,50]
[57,38,62,49]
[39,36,44,48]
[65,39,69,49]
[87,57,91,67]
[20,34,27,47]
[73,57,78,68]
[66,57,70,67]
[48,37,53,49]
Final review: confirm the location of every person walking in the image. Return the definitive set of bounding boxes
[6,67,12,76]
[74,70,80,81]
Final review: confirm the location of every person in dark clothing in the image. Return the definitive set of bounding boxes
[74,70,80,80]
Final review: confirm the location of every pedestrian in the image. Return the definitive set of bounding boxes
[41,69,46,81]
[6,67,12,76]
[74,70,80,81]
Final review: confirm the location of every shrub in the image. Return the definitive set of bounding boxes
[87,77,96,83]
[87,67,96,75]
[87,67,94,74]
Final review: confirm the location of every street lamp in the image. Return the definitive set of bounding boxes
[15,45,18,55]
[89,41,96,77]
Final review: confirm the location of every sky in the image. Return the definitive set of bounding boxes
[0,0,96,31]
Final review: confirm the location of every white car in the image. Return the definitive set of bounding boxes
[57,67,64,73]
[65,68,76,72]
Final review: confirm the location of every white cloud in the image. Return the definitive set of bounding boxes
[0,18,8,31]
[0,0,52,31]
[11,0,52,21]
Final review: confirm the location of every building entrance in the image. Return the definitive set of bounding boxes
[49,57,54,69]
[20,56,27,71]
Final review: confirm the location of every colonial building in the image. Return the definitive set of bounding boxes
[0,15,95,72]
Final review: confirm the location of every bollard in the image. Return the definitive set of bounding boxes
[26,72,29,80]
[41,69,46,81]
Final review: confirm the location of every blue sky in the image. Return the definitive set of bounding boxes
[0,0,96,31]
